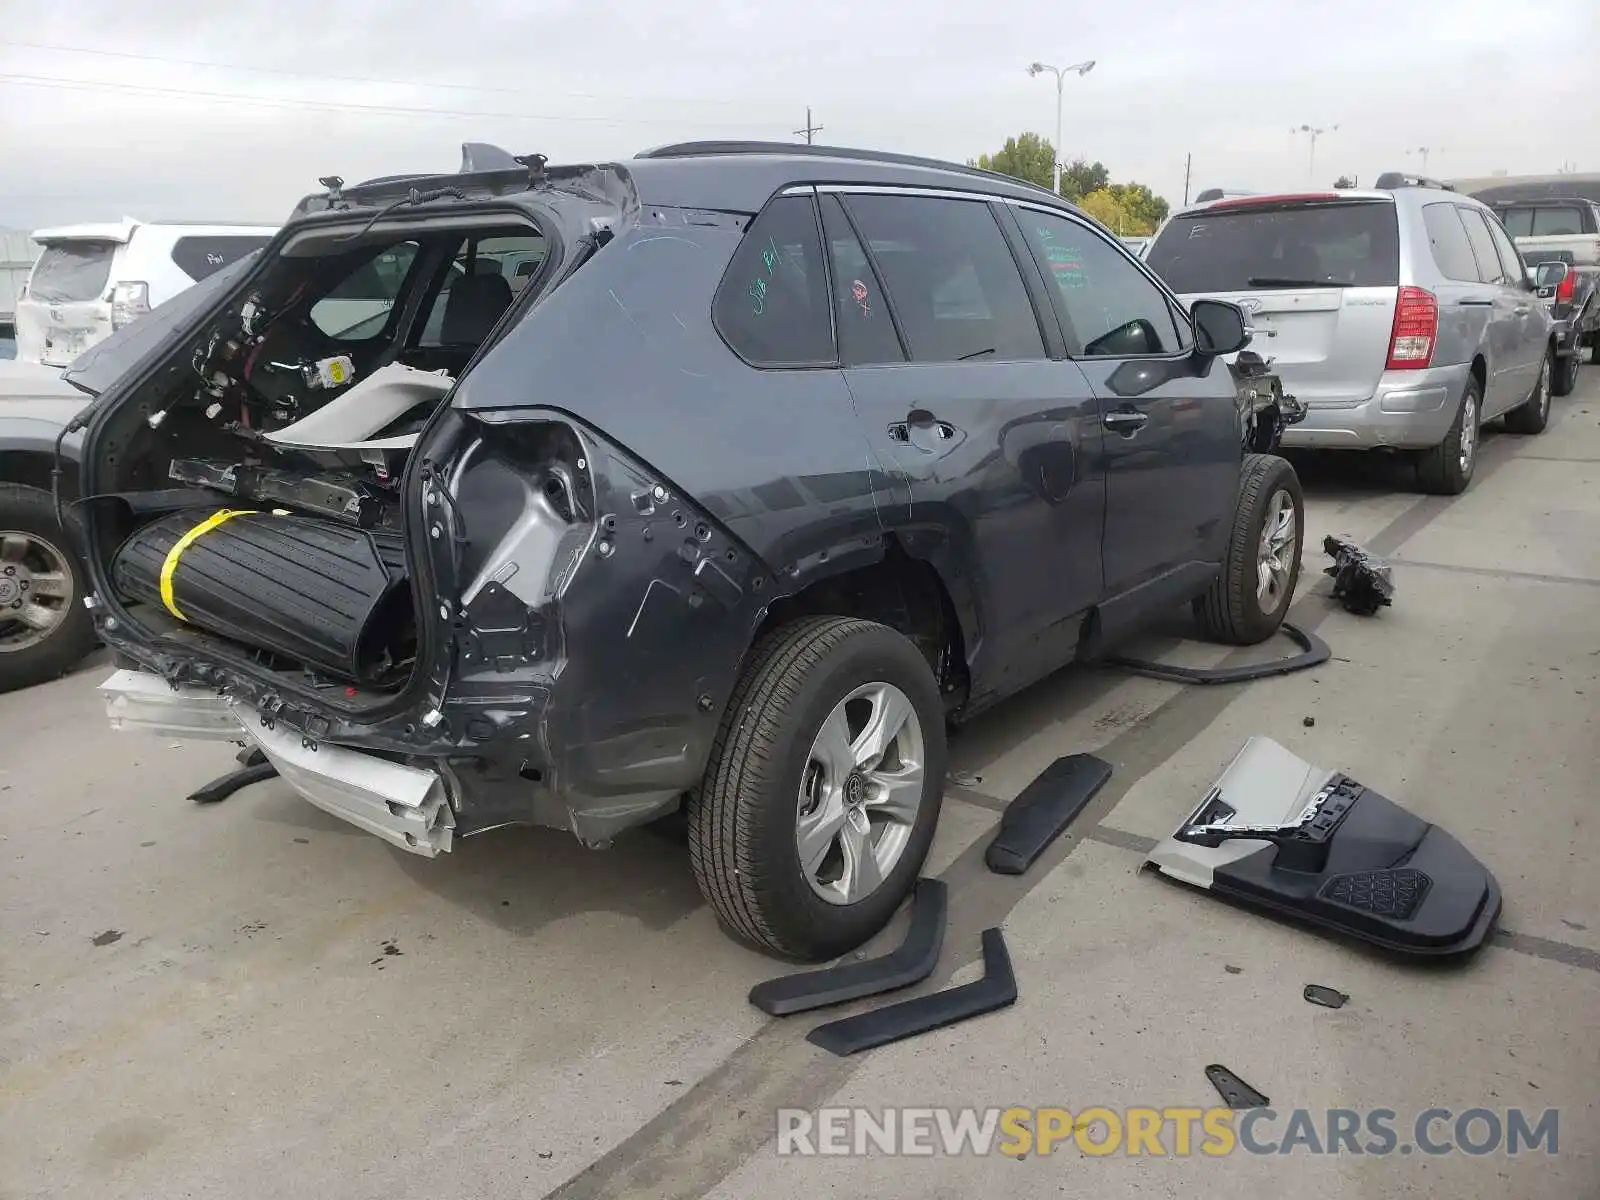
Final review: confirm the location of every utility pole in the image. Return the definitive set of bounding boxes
[1183,152,1192,206]
[794,107,823,145]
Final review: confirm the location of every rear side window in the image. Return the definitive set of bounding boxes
[1145,201,1400,292]
[27,242,115,303]
[1421,203,1482,282]
[1456,208,1509,285]
[713,195,834,367]
[819,194,904,366]
[418,233,548,347]
[842,193,1046,363]
[1497,206,1587,238]
[170,235,273,282]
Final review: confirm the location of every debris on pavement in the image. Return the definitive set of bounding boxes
[1323,534,1394,615]
[748,879,947,1016]
[1206,1064,1270,1109]
[1144,736,1502,957]
[805,927,1018,1057]
[984,754,1113,875]
[1108,622,1330,685]
[1304,984,1350,1009]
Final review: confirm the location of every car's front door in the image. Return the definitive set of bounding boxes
[1482,208,1548,405]
[1457,205,1536,413]
[817,187,1106,703]
[1005,204,1241,627]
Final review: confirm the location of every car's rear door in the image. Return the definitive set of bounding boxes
[821,186,1107,701]
[1143,196,1402,415]
[1007,203,1240,615]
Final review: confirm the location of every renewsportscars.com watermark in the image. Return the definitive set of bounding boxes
[776,1106,1560,1158]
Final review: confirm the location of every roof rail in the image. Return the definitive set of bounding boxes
[634,140,1063,200]
[1193,187,1258,204]
[1375,171,1454,192]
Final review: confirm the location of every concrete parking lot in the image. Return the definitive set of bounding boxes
[4,378,1598,1199]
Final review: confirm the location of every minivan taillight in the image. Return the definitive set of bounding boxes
[1386,286,1437,370]
[111,281,151,329]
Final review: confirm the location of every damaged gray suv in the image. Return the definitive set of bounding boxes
[70,141,1304,960]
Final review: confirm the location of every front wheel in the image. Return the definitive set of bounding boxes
[688,616,947,961]
[1193,453,1305,646]
[1551,351,1580,398]
[1504,351,1553,434]
[0,484,98,694]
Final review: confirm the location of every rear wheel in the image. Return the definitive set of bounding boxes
[1415,373,1481,495]
[688,616,946,961]
[0,484,98,694]
[1504,351,1553,434]
[1193,453,1304,646]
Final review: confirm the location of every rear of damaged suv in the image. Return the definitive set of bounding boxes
[78,157,806,882]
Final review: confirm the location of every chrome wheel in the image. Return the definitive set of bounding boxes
[0,531,75,654]
[1256,489,1296,612]
[1537,357,1552,421]
[1458,389,1478,474]
[795,681,926,906]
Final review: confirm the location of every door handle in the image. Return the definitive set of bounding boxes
[888,414,960,447]
[1456,299,1493,307]
[1103,409,1149,435]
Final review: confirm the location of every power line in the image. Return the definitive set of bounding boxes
[0,37,759,112]
[0,72,785,131]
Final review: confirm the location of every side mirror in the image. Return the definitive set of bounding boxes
[1534,260,1570,290]
[1191,299,1249,356]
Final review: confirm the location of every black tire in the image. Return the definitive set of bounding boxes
[1504,351,1553,434]
[0,483,98,694]
[1415,372,1482,495]
[1193,453,1304,646]
[688,615,947,962]
[1551,350,1580,398]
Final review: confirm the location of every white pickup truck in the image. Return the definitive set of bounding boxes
[1466,186,1600,395]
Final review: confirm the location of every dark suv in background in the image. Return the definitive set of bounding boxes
[76,141,1304,960]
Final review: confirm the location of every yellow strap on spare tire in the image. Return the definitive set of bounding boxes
[159,508,258,621]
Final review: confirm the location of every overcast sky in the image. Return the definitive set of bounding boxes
[1,0,1595,231]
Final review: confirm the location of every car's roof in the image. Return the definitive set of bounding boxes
[1165,185,1485,222]
[308,141,1082,225]
[31,218,278,245]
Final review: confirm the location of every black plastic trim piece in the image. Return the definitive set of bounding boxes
[748,879,948,1016]
[188,760,278,805]
[805,926,1017,1057]
[1303,984,1350,1009]
[1109,622,1330,685]
[1206,1064,1270,1109]
[985,754,1113,875]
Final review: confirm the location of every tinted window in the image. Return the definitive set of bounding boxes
[1019,210,1182,356]
[842,194,1046,363]
[418,233,547,346]
[1483,213,1529,285]
[169,235,272,282]
[27,242,116,303]
[1421,203,1482,282]
[1498,205,1588,237]
[819,194,904,365]
[712,194,834,366]
[1145,200,1400,292]
[1457,208,1509,285]
[310,241,421,338]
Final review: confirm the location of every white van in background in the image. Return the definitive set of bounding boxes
[14,218,276,367]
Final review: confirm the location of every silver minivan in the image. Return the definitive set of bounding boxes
[1143,174,1564,493]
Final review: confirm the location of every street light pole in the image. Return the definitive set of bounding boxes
[1027,58,1096,194]
[1291,123,1339,185]
[1407,146,1440,173]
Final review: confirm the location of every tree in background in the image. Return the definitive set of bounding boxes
[970,135,1171,236]
[971,133,1055,191]
[1334,175,1356,189]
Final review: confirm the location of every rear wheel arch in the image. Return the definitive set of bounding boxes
[748,537,972,712]
[0,449,78,501]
